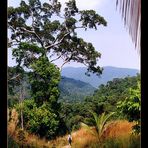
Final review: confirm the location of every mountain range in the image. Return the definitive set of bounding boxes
[61,66,139,88]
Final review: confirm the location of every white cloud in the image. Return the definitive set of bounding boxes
[59,0,105,10]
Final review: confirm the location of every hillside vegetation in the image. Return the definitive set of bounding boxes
[8,112,140,148]
[8,67,96,107]
[59,77,96,102]
[8,65,140,147]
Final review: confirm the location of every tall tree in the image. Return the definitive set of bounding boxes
[8,0,107,139]
[8,0,107,74]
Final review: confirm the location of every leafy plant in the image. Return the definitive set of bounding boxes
[117,81,141,134]
[81,112,115,142]
[15,99,61,139]
[29,56,61,108]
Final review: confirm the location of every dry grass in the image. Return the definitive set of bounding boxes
[47,128,98,148]
[47,135,68,148]
[69,120,136,148]
[71,128,98,148]
[8,109,19,136]
[103,120,134,139]
[8,119,139,148]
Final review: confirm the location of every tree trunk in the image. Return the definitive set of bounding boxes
[20,104,24,130]
[20,85,24,130]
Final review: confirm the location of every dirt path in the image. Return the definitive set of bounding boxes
[62,145,71,148]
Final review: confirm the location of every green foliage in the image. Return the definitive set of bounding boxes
[8,66,24,95]
[81,112,115,141]
[8,95,19,108]
[59,77,96,102]
[12,42,44,67]
[29,56,61,108]
[79,10,107,29]
[92,112,115,138]
[8,0,107,74]
[8,66,31,108]
[117,81,141,134]
[85,74,141,114]
[59,75,140,132]
[60,102,83,131]
[7,0,107,138]
[15,99,61,139]
[28,104,59,139]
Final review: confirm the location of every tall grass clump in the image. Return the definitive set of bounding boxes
[8,108,19,136]
[103,134,140,148]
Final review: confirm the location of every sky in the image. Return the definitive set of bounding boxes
[8,0,140,70]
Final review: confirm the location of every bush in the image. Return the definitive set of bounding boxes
[28,104,59,139]
[15,100,60,139]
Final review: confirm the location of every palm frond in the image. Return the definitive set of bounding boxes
[116,0,141,52]
[99,112,115,135]
[81,112,115,143]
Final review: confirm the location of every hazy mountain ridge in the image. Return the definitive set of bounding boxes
[61,66,139,88]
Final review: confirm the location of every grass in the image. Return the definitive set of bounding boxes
[43,120,140,148]
[8,117,140,148]
[8,109,19,136]
[103,120,134,139]
[102,135,140,148]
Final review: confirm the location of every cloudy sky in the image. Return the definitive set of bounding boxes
[8,0,140,70]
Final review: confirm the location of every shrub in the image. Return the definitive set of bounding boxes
[15,100,60,139]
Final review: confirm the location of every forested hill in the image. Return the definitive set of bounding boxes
[8,66,96,106]
[59,74,141,132]
[61,66,139,88]
[59,77,96,102]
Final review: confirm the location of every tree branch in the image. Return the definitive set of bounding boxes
[50,54,62,62]
[45,32,70,50]
[20,27,45,49]
[59,54,73,71]
[8,74,20,81]
[59,59,69,71]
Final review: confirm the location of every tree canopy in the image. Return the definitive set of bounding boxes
[8,0,107,74]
